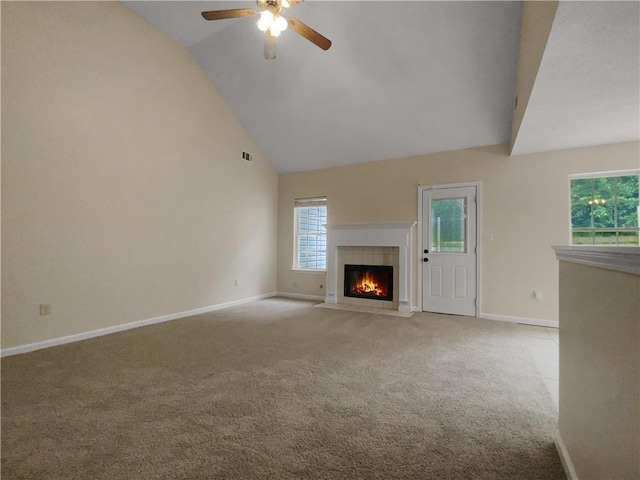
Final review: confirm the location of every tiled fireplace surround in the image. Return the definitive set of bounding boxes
[338,247,400,310]
[325,223,416,313]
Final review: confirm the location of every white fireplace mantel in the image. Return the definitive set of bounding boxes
[325,222,416,312]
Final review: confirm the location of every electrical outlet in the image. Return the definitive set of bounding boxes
[533,291,543,301]
[40,304,51,316]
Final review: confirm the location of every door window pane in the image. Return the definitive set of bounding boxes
[431,198,466,253]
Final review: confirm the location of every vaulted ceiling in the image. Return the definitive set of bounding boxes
[124,1,639,173]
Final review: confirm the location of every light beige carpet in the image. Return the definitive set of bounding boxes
[1,298,565,479]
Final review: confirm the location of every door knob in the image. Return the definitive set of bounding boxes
[424,249,429,254]
[423,258,429,262]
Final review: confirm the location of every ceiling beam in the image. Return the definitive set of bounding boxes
[510,0,559,154]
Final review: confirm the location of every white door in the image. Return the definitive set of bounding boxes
[421,186,477,316]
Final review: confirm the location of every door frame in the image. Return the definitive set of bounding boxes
[417,182,483,316]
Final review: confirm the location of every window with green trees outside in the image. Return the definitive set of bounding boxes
[570,173,639,246]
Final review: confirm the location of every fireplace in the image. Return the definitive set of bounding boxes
[344,264,393,301]
[325,222,415,313]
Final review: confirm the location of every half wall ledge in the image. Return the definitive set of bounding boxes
[553,245,640,276]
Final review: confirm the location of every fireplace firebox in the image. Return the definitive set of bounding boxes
[344,264,393,301]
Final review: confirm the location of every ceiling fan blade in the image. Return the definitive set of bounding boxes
[201,9,257,21]
[287,17,332,51]
[264,32,277,60]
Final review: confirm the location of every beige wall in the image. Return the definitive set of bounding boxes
[557,260,639,479]
[1,2,278,349]
[277,142,639,321]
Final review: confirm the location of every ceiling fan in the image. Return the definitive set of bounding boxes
[201,0,332,60]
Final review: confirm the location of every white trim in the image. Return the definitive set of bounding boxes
[276,292,325,301]
[315,302,414,318]
[328,222,416,231]
[555,434,579,480]
[476,183,483,316]
[0,293,277,358]
[419,181,482,191]
[553,246,640,276]
[418,182,482,316]
[480,312,559,329]
[569,169,639,180]
[294,196,327,206]
[293,201,327,270]
[289,269,326,274]
[567,174,573,245]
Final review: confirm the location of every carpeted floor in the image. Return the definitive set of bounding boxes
[1,298,565,479]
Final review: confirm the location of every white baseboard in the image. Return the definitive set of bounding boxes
[275,292,325,301]
[0,293,277,358]
[480,312,559,329]
[555,433,579,480]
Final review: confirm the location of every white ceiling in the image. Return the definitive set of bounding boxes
[512,1,640,155]
[124,1,640,173]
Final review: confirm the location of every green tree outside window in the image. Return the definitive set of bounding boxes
[570,174,639,245]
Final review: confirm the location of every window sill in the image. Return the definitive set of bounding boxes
[291,269,327,274]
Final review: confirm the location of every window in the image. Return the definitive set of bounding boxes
[431,197,466,253]
[570,171,639,246]
[294,197,327,270]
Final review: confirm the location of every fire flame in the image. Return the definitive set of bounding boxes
[352,271,387,297]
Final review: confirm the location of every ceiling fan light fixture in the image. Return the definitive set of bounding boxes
[258,11,288,36]
[274,15,288,32]
[257,10,274,31]
[201,1,332,57]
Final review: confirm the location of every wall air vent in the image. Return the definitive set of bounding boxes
[241,150,253,162]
